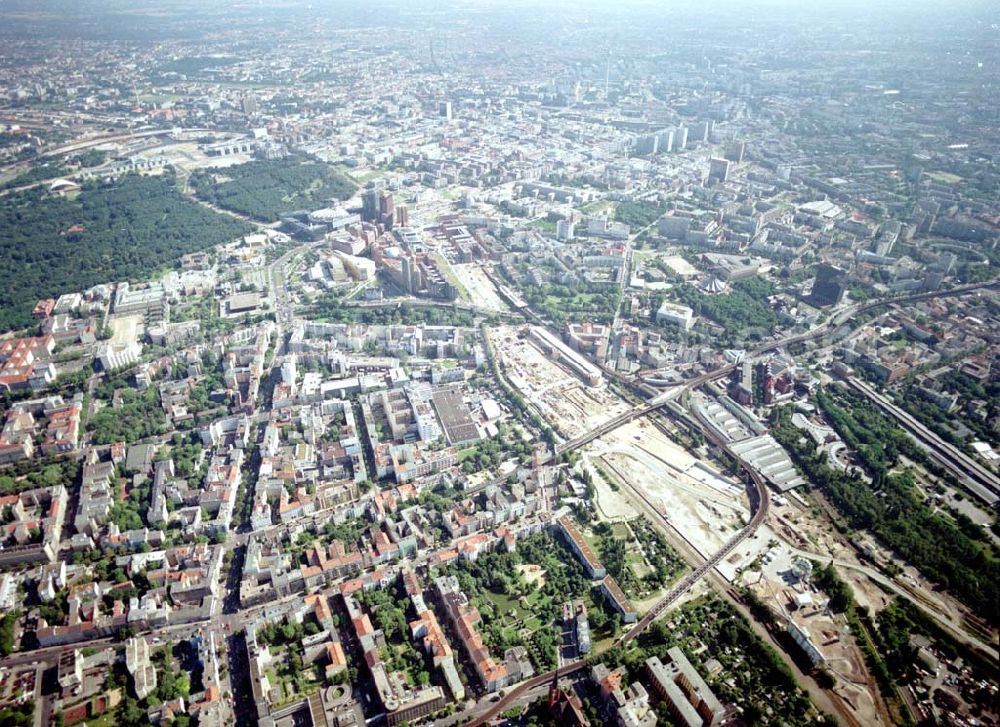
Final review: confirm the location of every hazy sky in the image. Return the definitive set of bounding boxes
[0,0,997,44]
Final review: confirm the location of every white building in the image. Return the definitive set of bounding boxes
[125,636,158,700]
[655,301,694,330]
[333,251,377,281]
[557,219,575,241]
[97,340,141,371]
[280,356,297,387]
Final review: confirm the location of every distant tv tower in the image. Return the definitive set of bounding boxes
[605,52,611,98]
[428,39,442,75]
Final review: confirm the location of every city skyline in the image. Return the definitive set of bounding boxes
[0,2,996,727]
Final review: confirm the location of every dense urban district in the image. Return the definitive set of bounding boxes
[0,2,998,727]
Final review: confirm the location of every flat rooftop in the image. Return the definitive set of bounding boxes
[432,388,480,445]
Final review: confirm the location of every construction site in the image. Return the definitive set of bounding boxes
[489,325,631,440]
[452,263,507,312]
[584,419,750,562]
[488,317,998,727]
[741,546,890,727]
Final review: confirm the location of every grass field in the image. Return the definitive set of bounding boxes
[579,199,615,216]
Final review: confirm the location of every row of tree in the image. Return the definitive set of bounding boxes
[309,295,479,328]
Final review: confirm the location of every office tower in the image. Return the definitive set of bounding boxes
[688,121,710,144]
[400,255,418,294]
[361,188,379,223]
[810,264,848,307]
[379,191,394,217]
[241,92,258,115]
[439,101,452,121]
[724,141,746,163]
[708,157,730,183]
[657,129,675,153]
[379,191,395,230]
[634,134,659,155]
[556,219,575,241]
[400,255,411,293]
[396,206,409,227]
[675,126,688,151]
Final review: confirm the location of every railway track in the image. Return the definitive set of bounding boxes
[842,376,999,505]
[464,278,1000,727]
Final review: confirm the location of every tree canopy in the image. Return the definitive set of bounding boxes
[0,172,251,331]
[191,155,356,222]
